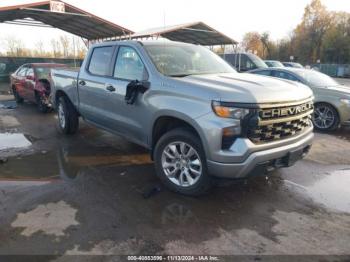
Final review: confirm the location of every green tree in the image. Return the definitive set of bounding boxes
[321,12,350,63]
[241,32,264,57]
[293,0,331,63]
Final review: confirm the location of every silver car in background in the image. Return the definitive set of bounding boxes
[250,67,350,131]
[264,60,284,68]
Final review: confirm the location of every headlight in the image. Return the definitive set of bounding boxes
[212,101,250,119]
[340,98,350,105]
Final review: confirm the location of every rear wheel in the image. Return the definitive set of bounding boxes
[154,128,212,196]
[57,96,79,135]
[313,103,339,131]
[12,86,23,103]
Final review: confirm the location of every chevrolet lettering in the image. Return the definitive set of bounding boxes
[260,102,314,119]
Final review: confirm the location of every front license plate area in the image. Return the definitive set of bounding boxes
[285,148,304,167]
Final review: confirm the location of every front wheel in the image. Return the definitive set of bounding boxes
[12,86,23,103]
[57,96,79,135]
[35,92,49,113]
[313,103,340,131]
[154,128,212,196]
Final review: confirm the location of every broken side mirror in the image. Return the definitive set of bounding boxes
[125,80,150,105]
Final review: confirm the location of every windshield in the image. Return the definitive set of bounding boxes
[247,54,268,69]
[295,70,338,87]
[293,63,303,68]
[145,44,236,77]
[266,61,284,67]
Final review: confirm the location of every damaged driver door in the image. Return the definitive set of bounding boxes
[105,45,150,145]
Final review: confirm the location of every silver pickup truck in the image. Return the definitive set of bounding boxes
[51,40,314,195]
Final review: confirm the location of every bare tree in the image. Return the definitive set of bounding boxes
[260,32,271,58]
[50,39,61,58]
[59,35,70,57]
[2,36,26,56]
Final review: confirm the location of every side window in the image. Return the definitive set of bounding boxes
[26,68,34,77]
[255,70,271,76]
[88,46,114,76]
[272,71,298,82]
[285,73,299,81]
[17,66,27,77]
[272,71,286,79]
[245,58,256,70]
[114,46,147,81]
[239,55,248,71]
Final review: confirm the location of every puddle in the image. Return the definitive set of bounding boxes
[0,133,32,150]
[306,169,350,213]
[0,100,17,109]
[0,144,152,182]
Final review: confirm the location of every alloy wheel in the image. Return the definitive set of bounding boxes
[161,141,202,187]
[313,105,335,130]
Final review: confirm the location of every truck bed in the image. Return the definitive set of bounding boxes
[52,67,80,80]
[51,67,80,107]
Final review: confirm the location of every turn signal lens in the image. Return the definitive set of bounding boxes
[213,105,231,118]
[212,101,250,120]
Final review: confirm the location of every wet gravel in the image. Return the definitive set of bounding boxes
[0,100,350,259]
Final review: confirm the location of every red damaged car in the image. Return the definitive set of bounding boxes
[11,63,66,113]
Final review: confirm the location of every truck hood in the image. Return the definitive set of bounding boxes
[178,73,313,104]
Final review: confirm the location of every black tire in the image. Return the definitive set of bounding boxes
[57,96,79,135]
[12,86,23,103]
[313,103,340,131]
[35,92,49,113]
[154,128,212,196]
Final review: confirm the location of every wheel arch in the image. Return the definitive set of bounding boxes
[54,90,71,108]
[150,113,208,160]
[314,101,340,118]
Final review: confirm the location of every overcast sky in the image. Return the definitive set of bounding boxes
[0,0,349,52]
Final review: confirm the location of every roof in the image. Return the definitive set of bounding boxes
[128,22,237,46]
[0,1,133,40]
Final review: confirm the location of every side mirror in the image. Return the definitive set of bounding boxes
[26,75,35,81]
[125,80,150,105]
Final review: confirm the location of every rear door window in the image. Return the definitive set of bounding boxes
[254,70,271,76]
[88,46,114,76]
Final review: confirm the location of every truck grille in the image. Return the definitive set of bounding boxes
[247,101,313,144]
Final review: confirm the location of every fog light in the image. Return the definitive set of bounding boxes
[222,126,239,149]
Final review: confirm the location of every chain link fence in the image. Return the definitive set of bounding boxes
[312,64,350,78]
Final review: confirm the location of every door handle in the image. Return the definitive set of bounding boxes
[106,85,116,92]
[78,80,86,86]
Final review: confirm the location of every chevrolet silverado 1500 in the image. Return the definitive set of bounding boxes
[51,40,314,195]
